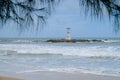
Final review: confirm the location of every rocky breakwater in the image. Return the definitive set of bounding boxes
[46,39,103,43]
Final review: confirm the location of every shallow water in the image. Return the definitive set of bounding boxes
[0,38,120,76]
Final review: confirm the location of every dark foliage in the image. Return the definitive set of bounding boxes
[80,0,120,31]
[0,0,120,31]
[0,0,59,30]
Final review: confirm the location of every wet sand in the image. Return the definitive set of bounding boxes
[0,71,120,80]
[0,76,21,80]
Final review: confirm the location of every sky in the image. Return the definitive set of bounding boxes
[0,0,120,38]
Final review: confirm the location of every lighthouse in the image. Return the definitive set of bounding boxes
[66,27,71,40]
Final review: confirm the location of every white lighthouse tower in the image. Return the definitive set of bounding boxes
[66,27,71,40]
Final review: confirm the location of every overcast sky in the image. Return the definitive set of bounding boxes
[0,0,120,38]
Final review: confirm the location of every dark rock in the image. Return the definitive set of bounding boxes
[46,39,103,43]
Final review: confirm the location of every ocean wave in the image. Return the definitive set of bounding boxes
[103,39,120,43]
[12,40,33,43]
[0,43,119,59]
[3,51,120,59]
[0,39,45,44]
[15,67,120,76]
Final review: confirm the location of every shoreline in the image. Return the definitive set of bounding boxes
[0,76,21,80]
[0,71,120,80]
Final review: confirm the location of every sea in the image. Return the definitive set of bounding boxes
[0,38,120,76]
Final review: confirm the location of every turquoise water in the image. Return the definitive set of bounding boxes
[0,38,120,76]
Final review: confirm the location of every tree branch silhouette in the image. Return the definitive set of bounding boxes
[0,0,120,32]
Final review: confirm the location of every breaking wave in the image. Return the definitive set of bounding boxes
[0,43,120,58]
[0,40,120,76]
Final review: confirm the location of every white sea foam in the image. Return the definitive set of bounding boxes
[0,41,120,76]
[0,43,120,58]
[15,68,120,76]
[103,39,120,43]
[12,40,33,43]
